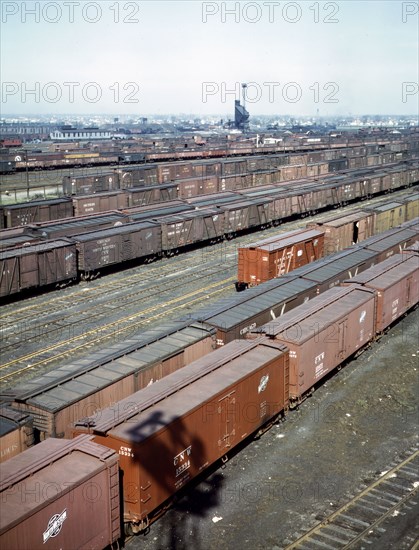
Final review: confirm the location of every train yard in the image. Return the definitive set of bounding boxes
[0,138,418,549]
[0,188,416,389]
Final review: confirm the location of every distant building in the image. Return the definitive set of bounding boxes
[234,99,249,130]
[50,127,112,140]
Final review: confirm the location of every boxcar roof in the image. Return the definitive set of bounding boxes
[253,285,374,340]
[7,322,215,412]
[107,340,287,444]
[203,278,317,330]
[83,339,268,434]
[0,239,74,259]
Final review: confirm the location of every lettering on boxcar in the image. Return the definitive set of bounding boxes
[119,445,134,457]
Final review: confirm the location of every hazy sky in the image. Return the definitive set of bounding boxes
[1,0,418,116]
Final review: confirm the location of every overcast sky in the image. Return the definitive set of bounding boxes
[1,0,418,116]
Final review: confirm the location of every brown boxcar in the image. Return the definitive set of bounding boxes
[0,405,34,463]
[8,321,215,439]
[157,208,224,251]
[62,172,118,195]
[342,254,419,332]
[0,239,77,298]
[0,435,120,550]
[4,199,73,228]
[307,211,374,254]
[196,275,318,345]
[126,183,178,206]
[118,165,159,187]
[237,228,324,287]
[74,221,161,271]
[71,339,289,531]
[250,285,376,404]
[72,191,128,216]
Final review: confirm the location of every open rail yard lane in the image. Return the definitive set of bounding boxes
[0,189,416,389]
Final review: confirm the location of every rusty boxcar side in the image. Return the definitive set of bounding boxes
[307,211,374,254]
[0,435,120,550]
[0,239,77,298]
[342,254,419,332]
[237,228,324,287]
[0,405,34,463]
[71,339,289,532]
[250,286,376,404]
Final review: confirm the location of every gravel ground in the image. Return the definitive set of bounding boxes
[126,308,419,550]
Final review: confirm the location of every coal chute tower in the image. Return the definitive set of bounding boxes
[235,83,250,130]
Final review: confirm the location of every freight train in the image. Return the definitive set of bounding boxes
[0,135,417,174]
[1,249,417,548]
[1,164,418,299]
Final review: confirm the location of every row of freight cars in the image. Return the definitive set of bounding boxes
[1,177,418,299]
[62,149,413,196]
[236,193,419,288]
[2,160,419,229]
[1,185,418,300]
[1,135,416,174]
[1,245,418,547]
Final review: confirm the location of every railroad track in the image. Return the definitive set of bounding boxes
[0,270,235,383]
[284,447,419,550]
[1,186,413,323]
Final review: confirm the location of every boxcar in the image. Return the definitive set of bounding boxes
[27,211,128,240]
[72,190,128,216]
[237,228,324,287]
[118,165,159,188]
[0,239,77,298]
[342,254,419,332]
[0,405,34,463]
[364,201,406,233]
[251,285,376,405]
[307,211,375,254]
[62,172,118,195]
[74,221,161,271]
[71,339,289,533]
[4,198,73,228]
[361,226,418,262]
[195,275,318,346]
[0,435,120,550]
[294,247,378,294]
[7,321,215,439]
[126,183,178,206]
[403,192,419,220]
[157,208,224,251]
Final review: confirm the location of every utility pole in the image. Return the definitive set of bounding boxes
[25,149,30,199]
